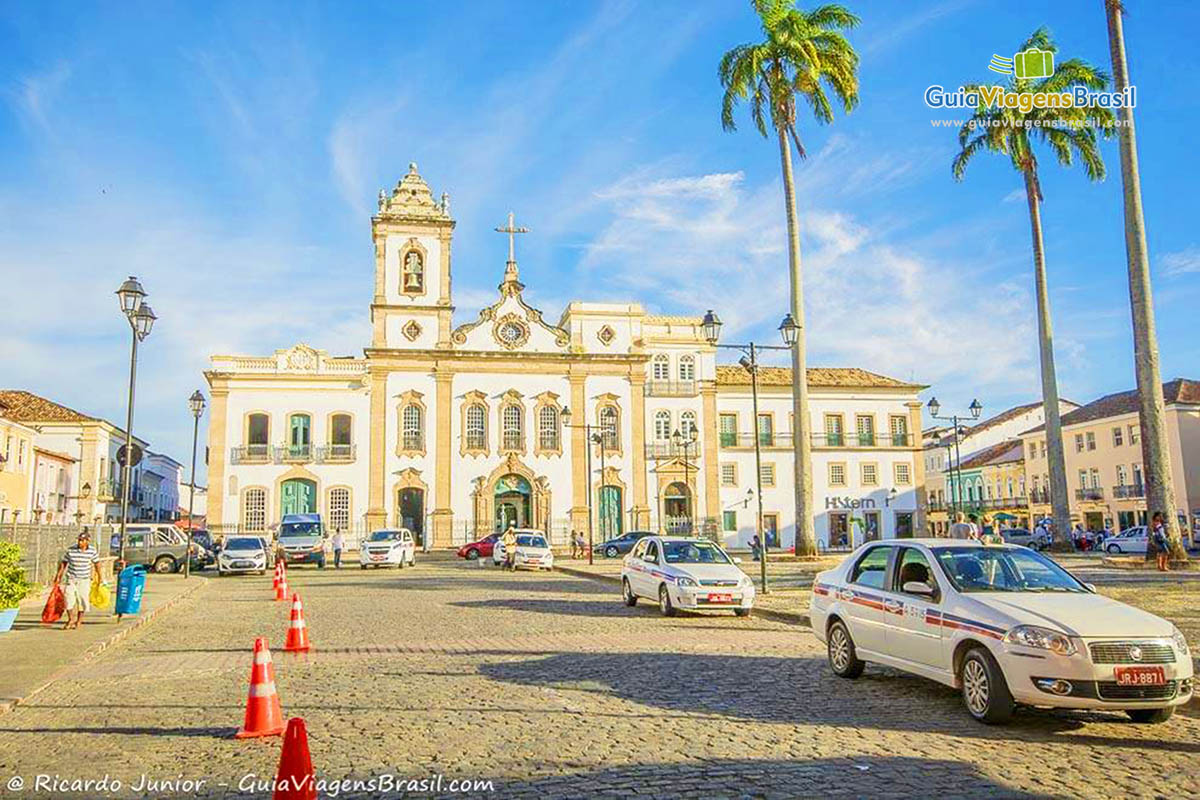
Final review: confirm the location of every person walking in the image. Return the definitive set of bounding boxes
[331,528,345,569]
[749,533,762,562]
[575,530,586,559]
[54,530,101,631]
[1151,512,1170,572]
[501,525,518,572]
[569,529,579,559]
[948,512,974,540]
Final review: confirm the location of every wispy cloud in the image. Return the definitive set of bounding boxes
[7,61,72,135]
[1161,246,1200,276]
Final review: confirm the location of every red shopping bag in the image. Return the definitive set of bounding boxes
[41,583,66,624]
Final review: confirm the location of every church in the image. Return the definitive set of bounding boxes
[204,164,927,549]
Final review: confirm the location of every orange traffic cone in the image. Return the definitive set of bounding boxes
[275,574,289,601]
[235,637,286,739]
[283,593,311,653]
[272,561,282,589]
[272,718,316,800]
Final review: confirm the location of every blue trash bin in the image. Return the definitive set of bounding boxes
[114,564,148,617]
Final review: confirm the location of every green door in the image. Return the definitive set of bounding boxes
[599,486,623,540]
[280,479,316,516]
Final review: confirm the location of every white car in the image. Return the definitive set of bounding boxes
[621,536,755,617]
[810,539,1192,724]
[359,528,416,569]
[493,530,554,570]
[1105,526,1148,554]
[217,536,270,576]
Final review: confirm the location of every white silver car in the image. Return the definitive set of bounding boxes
[217,536,270,576]
[1104,526,1148,554]
[810,539,1192,724]
[621,536,755,617]
[494,530,554,570]
[359,528,416,569]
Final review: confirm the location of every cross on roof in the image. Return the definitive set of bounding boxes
[494,211,529,265]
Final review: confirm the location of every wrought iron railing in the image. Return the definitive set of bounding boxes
[274,444,313,463]
[231,444,271,464]
[1112,484,1145,499]
[811,433,914,448]
[316,444,356,463]
[645,379,698,397]
[1075,487,1105,502]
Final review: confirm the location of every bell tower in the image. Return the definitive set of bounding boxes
[370,163,455,349]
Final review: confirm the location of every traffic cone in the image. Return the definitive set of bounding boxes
[275,573,289,601]
[283,593,311,652]
[272,561,282,589]
[235,637,285,738]
[272,718,316,800]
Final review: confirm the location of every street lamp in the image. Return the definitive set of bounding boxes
[671,426,699,537]
[184,389,206,579]
[927,396,983,527]
[703,311,794,594]
[560,406,597,565]
[114,276,156,569]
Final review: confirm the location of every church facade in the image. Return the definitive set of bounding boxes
[204,164,926,549]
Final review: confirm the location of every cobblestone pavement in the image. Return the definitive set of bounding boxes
[0,557,1197,799]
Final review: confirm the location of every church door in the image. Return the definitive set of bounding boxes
[493,474,532,531]
[599,486,623,540]
[280,479,316,516]
[399,488,425,546]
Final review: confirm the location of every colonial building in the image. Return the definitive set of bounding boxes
[0,399,37,524]
[204,164,926,549]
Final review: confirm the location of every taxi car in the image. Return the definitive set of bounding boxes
[493,530,554,570]
[358,528,417,569]
[217,536,270,576]
[621,536,754,617]
[810,539,1192,724]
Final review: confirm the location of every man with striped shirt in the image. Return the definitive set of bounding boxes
[54,530,101,630]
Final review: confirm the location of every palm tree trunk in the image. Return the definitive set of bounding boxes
[1104,0,1187,562]
[777,125,816,557]
[1022,168,1073,550]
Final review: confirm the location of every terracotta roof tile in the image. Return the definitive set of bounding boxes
[957,439,1024,470]
[1022,379,1200,434]
[716,365,924,390]
[0,390,96,423]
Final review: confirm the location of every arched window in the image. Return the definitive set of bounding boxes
[538,405,559,451]
[654,410,672,441]
[401,249,424,293]
[502,404,523,451]
[599,406,619,450]
[678,354,695,382]
[242,487,267,532]
[402,405,423,451]
[680,410,698,439]
[330,413,352,459]
[652,354,670,381]
[328,487,350,531]
[465,404,486,450]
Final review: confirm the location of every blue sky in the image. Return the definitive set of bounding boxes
[3,0,1198,481]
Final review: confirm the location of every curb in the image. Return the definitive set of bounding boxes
[0,577,208,716]
[555,565,810,627]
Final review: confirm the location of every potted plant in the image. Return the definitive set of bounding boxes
[0,541,33,632]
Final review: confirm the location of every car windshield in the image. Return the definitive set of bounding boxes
[934,547,1088,593]
[225,537,261,551]
[662,541,732,565]
[280,522,321,536]
[369,530,403,542]
[516,535,548,548]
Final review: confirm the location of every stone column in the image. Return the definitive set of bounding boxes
[366,368,388,531]
[431,368,454,546]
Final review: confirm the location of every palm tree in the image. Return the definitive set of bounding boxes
[952,28,1115,551]
[719,0,860,557]
[1103,1,1187,563]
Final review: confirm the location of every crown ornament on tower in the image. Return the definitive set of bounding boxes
[375,162,451,221]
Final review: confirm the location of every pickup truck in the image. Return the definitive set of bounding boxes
[277,513,327,568]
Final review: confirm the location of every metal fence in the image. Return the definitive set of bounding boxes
[0,523,121,585]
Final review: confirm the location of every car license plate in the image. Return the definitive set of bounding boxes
[1114,666,1166,686]
[707,593,733,604]
[371,554,385,560]
[234,561,252,568]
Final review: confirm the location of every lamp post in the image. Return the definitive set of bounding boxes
[590,430,609,543]
[184,390,206,579]
[671,427,698,536]
[931,430,958,526]
[114,277,156,569]
[701,310,798,593]
[560,406,596,565]
[927,396,982,527]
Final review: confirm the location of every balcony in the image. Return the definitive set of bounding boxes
[274,444,313,463]
[1029,489,1051,505]
[645,441,702,459]
[720,432,794,449]
[1075,487,1105,502]
[231,444,271,465]
[316,444,356,463]
[1113,484,1145,500]
[811,433,914,449]
[645,379,698,397]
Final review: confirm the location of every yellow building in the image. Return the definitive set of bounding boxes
[1020,379,1200,535]
[0,399,37,523]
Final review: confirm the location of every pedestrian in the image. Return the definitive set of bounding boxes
[966,513,982,540]
[1151,512,1170,572]
[54,529,101,631]
[948,512,974,540]
[749,533,761,561]
[569,529,579,559]
[501,525,518,571]
[331,527,345,569]
[575,530,586,559]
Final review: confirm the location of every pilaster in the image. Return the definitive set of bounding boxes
[701,383,720,522]
[569,373,590,533]
[206,385,229,526]
[629,371,650,529]
[907,401,926,533]
[432,367,454,545]
[366,368,388,531]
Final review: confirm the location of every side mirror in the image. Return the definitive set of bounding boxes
[902,581,936,598]
[733,556,744,564]
[1084,582,1097,593]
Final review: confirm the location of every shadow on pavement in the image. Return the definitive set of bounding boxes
[451,598,652,618]
[480,651,1200,755]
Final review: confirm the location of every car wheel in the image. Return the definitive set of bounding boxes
[734,608,751,617]
[465,548,479,561]
[360,564,367,570]
[826,620,864,679]
[1107,544,1121,554]
[961,647,1014,724]
[153,555,175,574]
[217,568,226,577]
[398,558,405,569]
[622,578,638,607]
[605,546,619,559]
[658,584,677,617]
[1127,707,1173,724]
